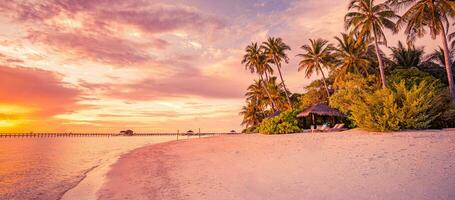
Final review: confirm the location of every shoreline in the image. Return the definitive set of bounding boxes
[98,130,455,200]
[60,136,193,200]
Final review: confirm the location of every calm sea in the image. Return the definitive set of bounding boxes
[0,136,180,199]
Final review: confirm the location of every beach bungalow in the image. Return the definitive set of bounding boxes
[297,104,346,132]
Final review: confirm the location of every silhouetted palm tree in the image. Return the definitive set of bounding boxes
[426,47,454,67]
[387,0,455,100]
[297,38,335,96]
[389,41,425,69]
[261,37,292,107]
[345,0,400,87]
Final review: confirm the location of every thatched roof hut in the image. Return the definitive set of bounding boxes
[297,104,345,118]
[120,129,134,136]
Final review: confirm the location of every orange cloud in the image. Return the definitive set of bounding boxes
[0,65,82,130]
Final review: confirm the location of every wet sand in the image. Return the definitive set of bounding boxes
[98,130,455,200]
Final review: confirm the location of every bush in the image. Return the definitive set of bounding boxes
[349,88,401,131]
[299,79,333,110]
[388,67,441,89]
[258,109,302,134]
[330,73,379,114]
[241,126,258,134]
[331,79,445,132]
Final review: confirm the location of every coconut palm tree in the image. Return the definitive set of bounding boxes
[245,80,268,108]
[389,41,425,69]
[242,43,276,111]
[297,38,335,97]
[426,47,454,67]
[261,37,292,107]
[387,0,455,100]
[345,0,400,88]
[239,100,265,128]
[333,33,371,81]
[449,23,455,49]
[265,76,290,111]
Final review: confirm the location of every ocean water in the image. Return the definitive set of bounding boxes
[0,136,180,200]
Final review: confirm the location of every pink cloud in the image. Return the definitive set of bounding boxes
[26,30,157,66]
[79,66,247,100]
[0,65,82,117]
[1,0,224,67]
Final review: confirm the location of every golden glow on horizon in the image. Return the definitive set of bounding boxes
[0,120,17,127]
[0,104,34,114]
[0,105,35,128]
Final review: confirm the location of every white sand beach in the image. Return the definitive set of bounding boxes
[98,130,455,200]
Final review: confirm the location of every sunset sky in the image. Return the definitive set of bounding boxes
[0,0,443,132]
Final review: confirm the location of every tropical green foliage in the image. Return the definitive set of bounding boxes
[330,73,379,114]
[261,37,293,106]
[297,38,335,96]
[240,37,294,132]
[331,79,445,131]
[300,79,333,110]
[388,67,444,88]
[239,0,455,133]
[258,109,302,134]
[387,0,455,100]
[332,33,372,81]
[345,0,399,87]
[388,41,424,70]
[242,43,276,111]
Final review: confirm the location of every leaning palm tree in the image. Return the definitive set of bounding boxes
[242,43,276,111]
[297,38,335,97]
[265,76,290,111]
[345,0,400,88]
[261,37,292,107]
[333,33,371,82]
[387,0,455,100]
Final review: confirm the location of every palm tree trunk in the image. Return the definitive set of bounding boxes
[259,74,276,111]
[440,27,455,101]
[373,32,387,88]
[274,58,292,108]
[318,66,331,97]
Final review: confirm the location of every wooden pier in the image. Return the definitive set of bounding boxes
[0,132,239,138]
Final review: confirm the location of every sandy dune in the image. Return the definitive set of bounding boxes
[98,130,455,200]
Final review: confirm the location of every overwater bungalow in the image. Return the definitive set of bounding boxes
[120,130,134,136]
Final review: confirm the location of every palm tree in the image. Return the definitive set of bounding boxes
[265,76,290,111]
[426,47,454,67]
[387,0,455,100]
[333,33,371,81]
[389,41,425,69]
[297,38,335,97]
[449,23,455,49]
[245,80,268,108]
[239,100,264,128]
[261,37,292,107]
[345,0,400,88]
[242,43,276,111]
